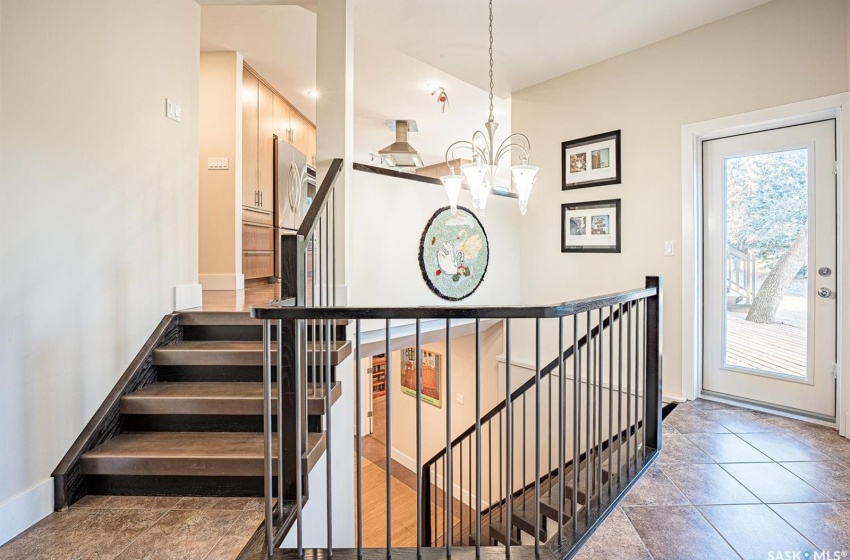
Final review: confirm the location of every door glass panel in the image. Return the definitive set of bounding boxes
[723,148,808,377]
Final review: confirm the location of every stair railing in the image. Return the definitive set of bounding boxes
[727,245,757,305]
[252,275,663,560]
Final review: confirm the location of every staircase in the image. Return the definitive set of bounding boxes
[53,309,349,507]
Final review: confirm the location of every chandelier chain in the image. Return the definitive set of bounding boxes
[488,0,494,122]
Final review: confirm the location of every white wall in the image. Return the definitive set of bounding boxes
[512,0,849,399]
[347,169,522,307]
[0,0,200,543]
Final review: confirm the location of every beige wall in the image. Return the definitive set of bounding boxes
[199,51,243,290]
[512,0,849,398]
[0,0,200,543]
[347,169,523,307]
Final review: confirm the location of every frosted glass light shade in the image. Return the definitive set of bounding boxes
[440,174,464,215]
[511,164,539,215]
[461,163,486,208]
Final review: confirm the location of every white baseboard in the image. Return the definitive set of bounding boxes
[663,393,687,403]
[173,283,203,311]
[0,479,53,546]
[199,273,245,291]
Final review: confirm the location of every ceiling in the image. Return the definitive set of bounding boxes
[198,0,774,165]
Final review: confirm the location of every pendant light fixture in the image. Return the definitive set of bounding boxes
[440,0,538,216]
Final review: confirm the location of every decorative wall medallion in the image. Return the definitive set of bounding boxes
[419,206,489,301]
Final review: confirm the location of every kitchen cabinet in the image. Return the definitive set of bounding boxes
[304,124,316,167]
[242,208,274,279]
[258,82,274,212]
[242,68,259,208]
[273,95,290,142]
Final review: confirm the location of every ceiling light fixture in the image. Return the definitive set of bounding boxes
[439,0,537,216]
[306,90,318,98]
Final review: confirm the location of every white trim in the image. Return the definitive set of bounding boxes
[681,93,849,427]
[0,478,53,546]
[173,283,203,311]
[198,273,245,291]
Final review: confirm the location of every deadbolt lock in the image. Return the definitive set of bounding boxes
[818,267,832,277]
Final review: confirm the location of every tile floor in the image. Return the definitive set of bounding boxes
[0,496,265,560]
[576,399,850,560]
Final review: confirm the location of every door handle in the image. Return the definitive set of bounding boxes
[818,287,833,298]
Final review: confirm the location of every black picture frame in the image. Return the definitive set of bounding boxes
[561,199,621,253]
[561,130,621,190]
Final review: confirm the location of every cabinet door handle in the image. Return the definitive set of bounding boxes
[260,191,263,206]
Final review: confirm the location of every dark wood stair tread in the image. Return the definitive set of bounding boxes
[179,311,354,327]
[509,504,547,541]
[486,519,523,546]
[121,382,341,416]
[80,431,325,477]
[152,340,351,366]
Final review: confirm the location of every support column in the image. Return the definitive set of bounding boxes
[316,0,353,295]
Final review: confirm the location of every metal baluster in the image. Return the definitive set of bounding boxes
[572,315,579,533]
[468,436,472,548]
[534,318,541,557]
[445,319,453,553]
[277,318,284,524]
[295,319,304,556]
[504,318,512,557]
[635,301,642,468]
[459,441,463,545]
[608,307,614,492]
[557,316,564,545]
[597,308,603,495]
[643,298,649,459]
[311,232,316,396]
[416,320,422,556]
[626,302,633,472]
[498,409,502,524]
[585,312,591,514]
[522,391,526,514]
[386,319,392,555]
[475,317,482,553]
[262,320,274,557]
[618,304,623,481]
[324,316,333,555]
[356,320,363,558]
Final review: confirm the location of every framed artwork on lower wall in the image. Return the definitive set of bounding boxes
[400,347,442,408]
[561,199,621,253]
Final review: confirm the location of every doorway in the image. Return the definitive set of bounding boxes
[702,120,837,419]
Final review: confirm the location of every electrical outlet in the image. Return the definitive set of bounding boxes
[207,157,229,170]
[664,241,675,256]
[166,98,182,123]
[456,393,464,405]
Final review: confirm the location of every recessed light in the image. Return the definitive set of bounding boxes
[427,82,443,92]
[306,90,318,98]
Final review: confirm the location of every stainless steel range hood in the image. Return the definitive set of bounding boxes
[378,120,423,168]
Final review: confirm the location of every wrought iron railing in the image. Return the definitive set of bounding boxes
[251,275,663,560]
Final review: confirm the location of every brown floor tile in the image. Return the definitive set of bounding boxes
[0,508,167,560]
[203,511,264,560]
[689,399,738,412]
[175,497,264,511]
[841,503,850,510]
[770,502,850,552]
[660,463,759,505]
[70,495,114,508]
[573,507,651,560]
[655,433,714,465]
[721,463,829,503]
[621,466,689,506]
[698,410,778,434]
[684,433,771,463]
[623,505,739,560]
[115,509,242,560]
[102,496,182,510]
[698,504,817,560]
[737,432,828,462]
[665,408,730,434]
[780,461,850,502]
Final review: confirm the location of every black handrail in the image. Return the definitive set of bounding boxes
[421,301,634,470]
[252,286,655,320]
[297,158,343,240]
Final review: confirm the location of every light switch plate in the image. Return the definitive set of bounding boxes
[166,98,182,123]
[456,393,464,405]
[207,157,229,170]
[664,241,675,256]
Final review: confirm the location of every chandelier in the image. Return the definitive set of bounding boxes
[439,0,538,217]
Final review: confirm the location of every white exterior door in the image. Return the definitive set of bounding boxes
[703,120,837,419]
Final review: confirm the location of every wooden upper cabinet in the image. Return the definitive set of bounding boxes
[289,111,305,153]
[273,94,290,142]
[305,124,316,167]
[242,68,259,208]
[258,82,274,211]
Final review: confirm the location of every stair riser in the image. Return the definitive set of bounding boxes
[85,474,307,498]
[182,324,348,342]
[124,415,326,433]
[156,365,335,384]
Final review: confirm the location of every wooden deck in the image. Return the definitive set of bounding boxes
[725,308,807,377]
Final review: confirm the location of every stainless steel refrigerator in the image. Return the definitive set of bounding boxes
[274,137,315,280]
